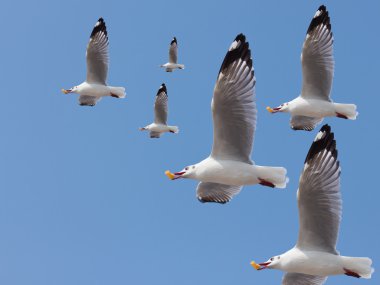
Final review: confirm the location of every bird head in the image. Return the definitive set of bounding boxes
[61,86,78,94]
[251,255,282,270]
[165,165,197,180]
[266,102,289,113]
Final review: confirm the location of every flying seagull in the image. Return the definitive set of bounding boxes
[140,83,179,138]
[267,6,357,130]
[160,37,185,72]
[251,125,373,283]
[61,18,125,106]
[165,34,288,204]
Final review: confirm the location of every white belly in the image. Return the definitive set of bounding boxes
[195,158,260,186]
[282,249,344,276]
[148,123,170,133]
[290,98,335,117]
[78,83,111,97]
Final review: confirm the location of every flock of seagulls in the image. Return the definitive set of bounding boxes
[61,5,372,284]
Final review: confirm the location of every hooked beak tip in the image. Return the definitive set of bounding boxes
[266,106,274,113]
[61,88,70,94]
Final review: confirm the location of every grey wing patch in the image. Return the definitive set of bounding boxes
[301,5,334,100]
[86,18,109,85]
[282,273,327,285]
[150,131,161,138]
[297,124,341,254]
[196,182,242,204]
[211,34,256,164]
[169,37,178,64]
[290,115,323,131]
[78,95,99,106]
[154,84,168,125]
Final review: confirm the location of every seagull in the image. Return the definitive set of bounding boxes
[61,18,126,106]
[140,83,179,138]
[266,5,357,131]
[165,34,288,204]
[160,37,185,72]
[251,125,374,283]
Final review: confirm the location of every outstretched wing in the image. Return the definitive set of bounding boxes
[301,5,334,100]
[78,95,100,106]
[282,273,327,285]
[290,115,323,131]
[210,34,256,164]
[296,124,341,254]
[154,84,168,125]
[86,18,109,85]
[196,182,242,204]
[169,37,178,64]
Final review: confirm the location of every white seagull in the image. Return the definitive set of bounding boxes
[160,37,185,72]
[61,18,126,106]
[251,125,374,283]
[165,34,288,204]
[140,83,179,138]
[267,6,357,130]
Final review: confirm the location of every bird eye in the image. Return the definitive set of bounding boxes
[185,167,189,171]
[270,257,274,261]
[277,256,280,260]
[192,166,195,169]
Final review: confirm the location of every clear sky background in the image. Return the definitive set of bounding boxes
[0,0,379,284]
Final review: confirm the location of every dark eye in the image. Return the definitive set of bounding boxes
[185,167,189,171]
[270,257,274,261]
[277,256,280,260]
[192,166,195,169]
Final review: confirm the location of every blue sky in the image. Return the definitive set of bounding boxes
[0,0,379,284]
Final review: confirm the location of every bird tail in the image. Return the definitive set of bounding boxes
[109,86,126,98]
[342,256,374,279]
[256,166,288,189]
[334,103,358,120]
[168,126,179,134]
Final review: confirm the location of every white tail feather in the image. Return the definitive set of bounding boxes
[256,166,288,188]
[109,86,126,98]
[334,103,358,120]
[342,256,374,279]
[168,126,179,134]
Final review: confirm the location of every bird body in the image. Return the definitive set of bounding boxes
[187,157,287,188]
[277,248,373,279]
[140,83,178,138]
[253,124,374,283]
[267,5,358,130]
[61,18,126,106]
[167,34,288,204]
[286,97,357,119]
[160,37,185,72]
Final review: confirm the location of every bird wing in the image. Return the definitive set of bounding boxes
[210,34,256,164]
[282,273,327,285]
[154,84,168,125]
[169,37,178,63]
[78,95,100,106]
[290,115,323,131]
[301,5,334,101]
[86,18,109,85]
[196,182,242,204]
[296,124,341,254]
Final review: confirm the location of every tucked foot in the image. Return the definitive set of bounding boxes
[259,178,275,188]
[336,112,348,119]
[170,130,175,133]
[344,268,361,278]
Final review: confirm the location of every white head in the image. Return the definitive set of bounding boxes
[61,85,79,94]
[252,255,282,270]
[266,102,290,113]
[170,164,198,180]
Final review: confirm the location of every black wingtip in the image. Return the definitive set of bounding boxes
[171,37,177,45]
[197,197,227,204]
[306,5,331,34]
[218,33,253,75]
[304,124,337,163]
[157,83,167,95]
[90,17,107,39]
